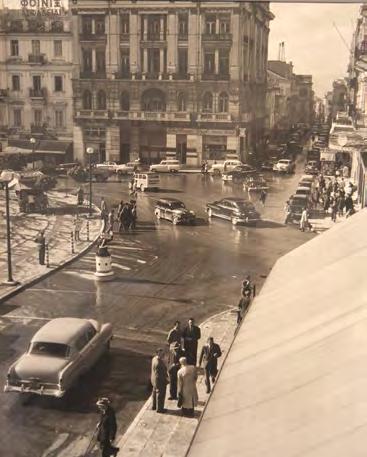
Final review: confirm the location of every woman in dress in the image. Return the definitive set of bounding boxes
[177,357,198,417]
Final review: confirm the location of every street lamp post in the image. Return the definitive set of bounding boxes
[1,179,18,286]
[86,147,94,217]
[30,137,36,170]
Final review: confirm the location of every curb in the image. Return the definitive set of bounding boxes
[0,207,102,305]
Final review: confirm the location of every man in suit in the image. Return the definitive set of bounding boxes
[199,337,222,393]
[167,321,182,349]
[151,348,168,413]
[96,397,119,457]
[168,341,184,400]
[182,318,201,365]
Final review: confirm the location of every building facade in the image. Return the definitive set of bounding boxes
[0,9,74,145]
[71,0,273,165]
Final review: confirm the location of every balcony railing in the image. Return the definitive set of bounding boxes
[76,110,109,119]
[0,89,9,98]
[120,33,129,42]
[202,33,232,42]
[80,71,107,79]
[197,113,232,122]
[114,71,131,80]
[79,32,106,41]
[29,88,47,98]
[79,110,191,122]
[202,73,230,81]
[28,54,47,64]
[178,32,188,41]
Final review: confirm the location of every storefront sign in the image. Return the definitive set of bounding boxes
[168,128,236,136]
[19,0,66,16]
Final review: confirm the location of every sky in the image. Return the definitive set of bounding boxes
[269,2,360,97]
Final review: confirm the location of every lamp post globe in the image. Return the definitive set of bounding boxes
[30,137,36,170]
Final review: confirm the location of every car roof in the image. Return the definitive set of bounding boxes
[31,318,93,345]
[156,198,183,204]
[223,197,250,203]
[291,194,308,200]
[297,186,311,190]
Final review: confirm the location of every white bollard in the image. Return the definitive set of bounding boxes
[94,245,115,281]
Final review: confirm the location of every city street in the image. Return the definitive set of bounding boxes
[0,157,315,457]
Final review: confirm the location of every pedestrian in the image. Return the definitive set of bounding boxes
[299,207,311,232]
[77,187,84,206]
[96,397,119,457]
[338,193,345,217]
[107,209,115,233]
[241,275,255,298]
[331,198,338,223]
[345,195,354,218]
[150,348,169,414]
[35,229,46,265]
[259,189,267,206]
[121,202,131,232]
[199,337,222,394]
[167,320,183,350]
[73,214,82,241]
[168,342,184,400]
[117,200,124,233]
[343,164,349,178]
[182,318,201,366]
[101,198,108,228]
[130,200,137,230]
[284,200,292,224]
[177,357,198,417]
[319,174,325,191]
[237,290,251,325]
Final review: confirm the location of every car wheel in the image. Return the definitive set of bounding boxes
[231,217,238,226]
[140,184,145,192]
[207,208,213,218]
[151,168,157,173]
[172,216,179,225]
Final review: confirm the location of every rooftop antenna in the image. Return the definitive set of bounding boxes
[278,42,286,62]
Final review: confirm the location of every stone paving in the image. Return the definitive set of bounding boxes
[0,189,102,301]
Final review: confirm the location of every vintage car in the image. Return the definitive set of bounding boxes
[304,160,319,175]
[4,317,113,398]
[243,175,269,192]
[288,194,310,221]
[295,186,312,197]
[154,198,196,225]
[149,159,181,173]
[273,159,296,174]
[116,162,140,176]
[206,197,260,226]
[222,164,257,183]
[133,172,160,192]
[209,159,242,176]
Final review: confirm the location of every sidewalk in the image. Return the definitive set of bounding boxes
[104,309,238,457]
[0,189,102,303]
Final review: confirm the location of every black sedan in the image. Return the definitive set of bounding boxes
[154,198,196,225]
[206,197,260,226]
[222,165,257,183]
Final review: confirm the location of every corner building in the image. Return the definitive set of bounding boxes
[72,0,273,165]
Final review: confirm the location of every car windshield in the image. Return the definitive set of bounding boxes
[291,197,307,205]
[29,342,70,358]
[170,202,185,209]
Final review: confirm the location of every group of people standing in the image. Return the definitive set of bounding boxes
[316,174,355,221]
[150,318,222,418]
[100,197,138,234]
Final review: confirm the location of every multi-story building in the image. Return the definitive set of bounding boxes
[0,8,74,149]
[292,74,314,127]
[71,1,273,165]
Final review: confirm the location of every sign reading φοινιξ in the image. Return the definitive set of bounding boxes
[19,0,66,17]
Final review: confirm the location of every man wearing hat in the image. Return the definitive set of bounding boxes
[96,397,119,457]
[150,348,169,413]
[168,342,185,400]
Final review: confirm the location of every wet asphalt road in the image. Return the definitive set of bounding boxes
[0,158,314,457]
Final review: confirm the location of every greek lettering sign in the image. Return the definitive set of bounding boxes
[20,0,66,16]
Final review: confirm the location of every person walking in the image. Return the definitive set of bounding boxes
[130,201,137,230]
[345,195,355,218]
[77,187,84,206]
[121,202,131,232]
[117,200,124,233]
[284,200,292,224]
[199,337,222,394]
[168,342,184,400]
[167,321,182,349]
[177,357,198,417]
[331,198,338,223]
[237,290,251,325]
[100,197,108,228]
[241,275,255,298]
[259,189,267,206]
[73,214,82,241]
[96,397,119,457]
[299,207,311,232]
[150,348,169,413]
[107,209,115,233]
[35,230,46,265]
[182,318,201,366]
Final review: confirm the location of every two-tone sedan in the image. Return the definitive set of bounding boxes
[222,165,257,183]
[206,197,260,226]
[4,317,113,398]
[154,198,196,225]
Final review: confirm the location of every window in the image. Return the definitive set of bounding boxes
[82,48,92,72]
[32,40,40,56]
[54,40,62,57]
[218,92,229,112]
[178,48,188,75]
[177,92,187,112]
[13,108,22,127]
[51,20,63,32]
[10,40,19,56]
[34,109,42,126]
[141,88,166,112]
[121,14,129,34]
[95,18,105,35]
[202,92,213,112]
[121,49,130,76]
[219,49,229,76]
[120,92,130,111]
[97,90,106,110]
[148,48,160,74]
[96,50,106,73]
[55,110,64,128]
[54,75,63,92]
[219,19,230,34]
[29,342,70,358]
[204,52,215,74]
[82,17,92,35]
[11,75,20,91]
[83,90,92,109]
[205,15,216,34]
[147,15,163,40]
[178,15,188,38]
[33,75,41,91]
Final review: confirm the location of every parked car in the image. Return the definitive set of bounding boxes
[273,159,295,174]
[154,198,196,225]
[222,164,257,183]
[244,175,269,192]
[116,162,139,176]
[4,317,113,398]
[304,160,319,175]
[261,158,278,171]
[206,197,260,226]
[133,172,160,192]
[288,194,310,220]
[295,186,312,197]
[209,160,242,176]
[149,159,181,173]
[95,161,119,171]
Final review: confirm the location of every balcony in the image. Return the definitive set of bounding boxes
[197,113,232,122]
[0,89,9,99]
[28,54,47,64]
[114,71,131,80]
[202,73,230,81]
[29,88,47,99]
[80,71,107,79]
[120,33,129,42]
[113,111,130,120]
[178,32,188,41]
[202,33,232,42]
[31,124,46,133]
[79,32,106,42]
[76,110,109,119]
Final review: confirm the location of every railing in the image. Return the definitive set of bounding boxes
[113,111,130,119]
[0,89,9,97]
[197,113,232,122]
[114,71,131,80]
[202,33,232,41]
[178,32,188,41]
[76,110,109,119]
[29,88,47,98]
[202,73,230,81]
[79,32,106,40]
[80,71,106,79]
[120,33,129,42]
[28,54,46,64]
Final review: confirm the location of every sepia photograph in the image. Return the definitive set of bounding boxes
[0,0,365,456]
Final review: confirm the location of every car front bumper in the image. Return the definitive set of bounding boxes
[4,381,65,397]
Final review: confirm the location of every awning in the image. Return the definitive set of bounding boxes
[4,139,71,155]
[188,209,367,457]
